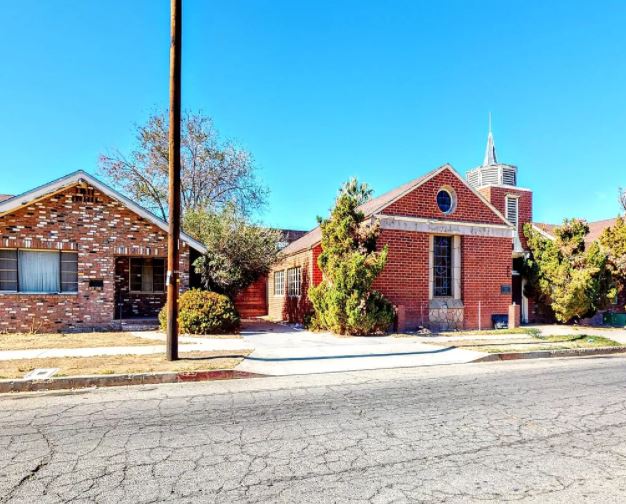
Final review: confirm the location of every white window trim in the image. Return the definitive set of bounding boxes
[273,270,285,296]
[505,194,520,229]
[287,266,302,297]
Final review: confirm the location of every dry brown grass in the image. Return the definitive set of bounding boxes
[0,350,249,379]
[0,332,159,351]
[435,334,622,353]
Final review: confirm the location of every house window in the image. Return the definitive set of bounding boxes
[506,195,519,229]
[287,267,302,296]
[130,258,165,293]
[60,252,78,292]
[274,270,285,296]
[433,236,453,297]
[0,250,18,292]
[0,249,78,293]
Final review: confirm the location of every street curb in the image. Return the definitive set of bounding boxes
[474,346,626,362]
[0,369,265,394]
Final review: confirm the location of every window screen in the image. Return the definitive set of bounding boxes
[60,252,78,293]
[130,258,166,293]
[0,250,18,292]
[274,270,285,296]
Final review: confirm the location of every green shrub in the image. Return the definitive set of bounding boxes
[159,289,240,335]
[308,178,395,335]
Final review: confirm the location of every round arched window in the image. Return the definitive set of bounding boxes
[436,188,455,214]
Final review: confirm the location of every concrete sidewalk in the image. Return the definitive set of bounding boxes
[236,322,486,375]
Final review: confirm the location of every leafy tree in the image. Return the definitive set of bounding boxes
[600,216,626,300]
[99,111,267,221]
[184,206,282,299]
[523,219,616,323]
[308,180,395,335]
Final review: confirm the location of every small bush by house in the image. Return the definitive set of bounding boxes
[159,289,240,335]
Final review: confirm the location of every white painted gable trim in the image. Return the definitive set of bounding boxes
[0,170,208,254]
[531,224,555,241]
[376,214,515,239]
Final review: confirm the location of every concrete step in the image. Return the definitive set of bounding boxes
[114,319,160,332]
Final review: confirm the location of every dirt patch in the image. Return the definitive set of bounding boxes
[0,350,249,379]
[0,332,159,351]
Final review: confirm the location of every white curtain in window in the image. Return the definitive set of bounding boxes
[18,251,60,293]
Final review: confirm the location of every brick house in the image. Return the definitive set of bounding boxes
[0,171,206,333]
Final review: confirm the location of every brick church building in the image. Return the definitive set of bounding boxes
[267,128,534,330]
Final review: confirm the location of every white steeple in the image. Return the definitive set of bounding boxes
[466,114,518,189]
[482,113,497,166]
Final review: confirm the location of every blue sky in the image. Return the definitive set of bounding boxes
[2,1,625,230]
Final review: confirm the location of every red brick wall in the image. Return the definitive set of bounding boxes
[0,184,191,333]
[479,186,533,250]
[384,169,507,225]
[311,244,323,286]
[373,230,430,327]
[267,249,313,320]
[372,230,511,330]
[460,235,512,329]
[234,276,267,318]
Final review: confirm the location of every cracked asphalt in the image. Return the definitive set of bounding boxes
[2,357,626,503]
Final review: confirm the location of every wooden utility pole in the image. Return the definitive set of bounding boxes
[166,0,182,361]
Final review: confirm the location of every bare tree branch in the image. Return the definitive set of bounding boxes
[98,111,268,221]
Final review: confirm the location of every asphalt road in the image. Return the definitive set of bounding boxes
[2,357,626,503]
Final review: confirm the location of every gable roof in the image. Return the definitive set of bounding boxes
[281,164,512,256]
[0,170,207,254]
[533,218,620,247]
[278,229,308,243]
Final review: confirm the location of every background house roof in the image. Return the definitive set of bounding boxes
[0,170,207,254]
[533,218,619,246]
[278,229,308,244]
[0,195,13,202]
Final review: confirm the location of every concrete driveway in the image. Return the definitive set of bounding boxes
[236,321,485,375]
